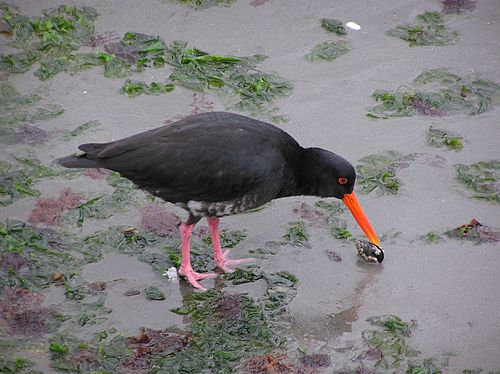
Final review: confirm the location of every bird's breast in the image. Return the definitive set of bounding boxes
[186,194,259,218]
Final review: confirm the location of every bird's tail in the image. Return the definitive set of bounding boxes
[57,143,107,168]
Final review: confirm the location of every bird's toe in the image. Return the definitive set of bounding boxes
[215,249,255,273]
[179,268,217,291]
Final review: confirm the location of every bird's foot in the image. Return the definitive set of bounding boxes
[215,249,255,273]
[178,267,216,291]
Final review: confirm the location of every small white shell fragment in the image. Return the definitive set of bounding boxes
[163,266,178,281]
[346,21,361,30]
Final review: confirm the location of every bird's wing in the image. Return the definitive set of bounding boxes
[93,134,286,203]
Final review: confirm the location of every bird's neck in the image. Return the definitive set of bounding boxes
[295,147,325,196]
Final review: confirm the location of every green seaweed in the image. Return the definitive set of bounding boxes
[165,40,292,121]
[108,37,292,120]
[0,220,79,291]
[356,151,415,195]
[2,7,293,121]
[67,120,101,138]
[103,31,167,76]
[122,79,175,97]
[313,200,353,240]
[202,229,247,249]
[321,18,347,35]
[261,271,298,327]
[62,172,140,226]
[0,4,99,77]
[283,221,309,247]
[455,161,500,202]
[0,82,64,128]
[305,40,351,62]
[161,289,277,371]
[386,12,458,46]
[161,279,295,372]
[145,285,166,301]
[225,268,264,285]
[406,357,449,374]
[175,0,237,9]
[0,157,60,206]
[49,333,131,373]
[367,69,500,118]
[81,226,180,275]
[422,231,443,244]
[363,315,418,369]
[427,126,463,151]
[0,357,40,374]
[169,251,181,268]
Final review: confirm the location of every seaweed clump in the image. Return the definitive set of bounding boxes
[0,4,99,78]
[455,161,500,202]
[49,333,132,373]
[202,228,247,248]
[165,272,297,372]
[62,172,140,227]
[426,126,463,151]
[0,357,39,374]
[362,315,417,369]
[175,0,237,9]
[121,328,187,372]
[445,219,500,243]
[305,40,351,62]
[314,200,353,239]
[0,288,58,335]
[0,82,63,130]
[0,220,79,291]
[386,12,458,46]
[367,69,500,118]
[165,289,279,372]
[321,18,347,35]
[442,0,476,14]
[306,18,350,62]
[165,41,292,121]
[117,37,292,121]
[29,189,85,225]
[293,201,353,240]
[283,221,310,247]
[356,151,416,195]
[0,156,59,206]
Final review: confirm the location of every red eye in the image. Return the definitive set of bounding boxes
[338,177,348,185]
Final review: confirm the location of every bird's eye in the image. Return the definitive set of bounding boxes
[338,177,348,185]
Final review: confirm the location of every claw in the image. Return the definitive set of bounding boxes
[179,267,217,291]
[215,249,255,273]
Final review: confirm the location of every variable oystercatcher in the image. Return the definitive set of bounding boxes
[59,112,381,290]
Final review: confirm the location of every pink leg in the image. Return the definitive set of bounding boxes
[207,217,255,273]
[178,223,216,291]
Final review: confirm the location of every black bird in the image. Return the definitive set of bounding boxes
[59,112,381,290]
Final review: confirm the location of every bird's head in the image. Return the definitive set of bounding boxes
[305,148,381,250]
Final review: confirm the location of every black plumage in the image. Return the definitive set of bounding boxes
[59,111,379,290]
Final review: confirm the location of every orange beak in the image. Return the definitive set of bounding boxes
[342,192,380,246]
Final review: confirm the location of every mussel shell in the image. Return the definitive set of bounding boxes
[355,240,384,263]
